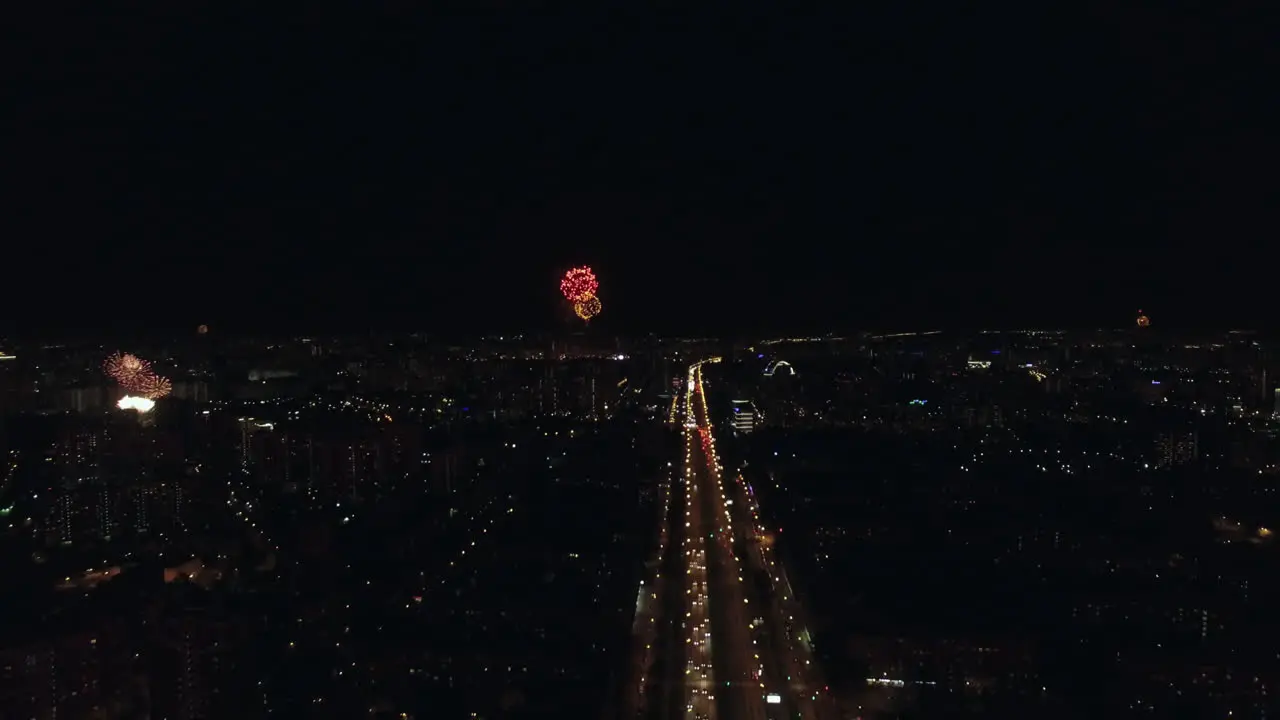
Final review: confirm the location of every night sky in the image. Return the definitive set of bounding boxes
[11,7,1276,336]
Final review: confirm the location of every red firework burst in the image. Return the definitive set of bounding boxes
[104,352,152,385]
[560,266,599,303]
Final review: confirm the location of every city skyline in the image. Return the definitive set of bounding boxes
[5,6,1278,719]
[3,326,1279,717]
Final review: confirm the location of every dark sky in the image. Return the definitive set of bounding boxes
[10,7,1276,336]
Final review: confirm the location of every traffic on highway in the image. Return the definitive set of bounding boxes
[626,358,832,720]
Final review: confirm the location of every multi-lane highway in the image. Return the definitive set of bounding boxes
[622,359,833,720]
[698,363,839,719]
[618,456,673,720]
[683,417,716,718]
[728,470,838,719]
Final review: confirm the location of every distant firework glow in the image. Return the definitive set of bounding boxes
[104,351,172,401]
[117,396,156,413]
[104,352,151,385]
[560,266,599,303]
[134,373,173,400]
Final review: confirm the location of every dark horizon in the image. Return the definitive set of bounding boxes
[5,317,1271,347]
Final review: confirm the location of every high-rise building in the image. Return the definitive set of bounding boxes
[1155,431,1199,468]
[0,617,138,717]
[730,400,757,435]
[149,601,244,720]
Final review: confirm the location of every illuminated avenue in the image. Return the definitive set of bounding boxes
[623,359,836,720]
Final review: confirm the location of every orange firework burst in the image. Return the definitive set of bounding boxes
[1136,310,1150,328]
[573,292,603,322]
[560,266,599,303]
[134,372,172,400]
[104,352,152,385]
